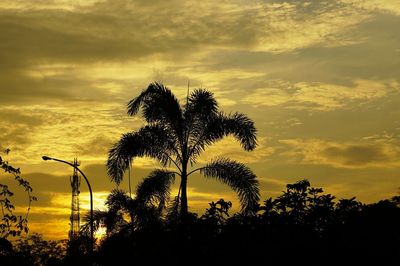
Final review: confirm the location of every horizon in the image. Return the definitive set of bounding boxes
[1,0,400,240]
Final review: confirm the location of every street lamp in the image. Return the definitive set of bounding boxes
[42,156,94,253]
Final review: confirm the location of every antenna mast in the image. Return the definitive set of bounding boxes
[69,158,81,240]
[186,80,190,106]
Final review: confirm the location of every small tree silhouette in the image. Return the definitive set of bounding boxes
[81,173,174,237]
[0,148,36,239]
[107,82,259,219]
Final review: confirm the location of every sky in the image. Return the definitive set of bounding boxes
[1,0,400,240]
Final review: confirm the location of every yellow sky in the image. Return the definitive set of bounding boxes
[1,0,400,240]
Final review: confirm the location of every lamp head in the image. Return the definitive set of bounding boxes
[42,156,52,161]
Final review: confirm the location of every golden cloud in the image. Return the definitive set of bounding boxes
[256,1,370,53]
[280,137,400,168]
[197,136,274,164]
[243,79,399,111]
[340,0,400,15]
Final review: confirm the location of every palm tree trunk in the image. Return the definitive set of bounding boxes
[180,165,188,218]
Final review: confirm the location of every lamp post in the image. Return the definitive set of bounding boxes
[42,156,94,254]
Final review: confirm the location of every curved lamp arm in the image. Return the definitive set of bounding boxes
[42,155,94,254]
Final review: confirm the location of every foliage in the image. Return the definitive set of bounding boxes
[260,179,337,233]
[0,148,36,239]
[0,234,66,266]
[199,199,232,236]
[81,178,170,239]
[201,199,232,226]
[1,180,400,265]
[15,233,66,266]
[107,82,259,217]
[92,180,400,265]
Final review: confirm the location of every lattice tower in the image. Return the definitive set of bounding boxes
[69,158,81,240]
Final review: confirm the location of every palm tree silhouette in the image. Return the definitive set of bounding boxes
[107,82,259,218]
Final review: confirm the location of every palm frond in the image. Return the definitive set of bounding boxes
[188,111,257,163]
[81,209,127,237]
[107,133,135,184]
[135,169,176,209]
[81,209,107,233]
[107,124,178,184]
[128,82,174,116]
[184,89,219,120]
[166,195,181,222]
[106,189,135,212]
[82,190,135,235]
[187,114,225,162]
[223,112,257,151]
[200,158,260,215]
[127,82,184,140]
[184,89,221,162]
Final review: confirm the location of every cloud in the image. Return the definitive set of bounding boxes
[0,0,373,69]
[197,136,274,164]
[73,135,114,158]
[0,109,45,148]
[0,103,139,164]
[0,0,393,109]
[280,138,400,168]
[19,191,110,240]
[255,1,370,53]
[322,145,391,166]
[243,79,399,111]
[340,0,400,15]
[0,0,101,11]
[0,1,260,66]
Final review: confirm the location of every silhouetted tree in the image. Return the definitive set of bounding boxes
[0,233,66,266]
[200,199,232,236]
[81,172,175,238]
[107,82,259,218]
[0,148,36,239]
[89,179,400,265]
[202,199,232,224]
[15,233,66,266]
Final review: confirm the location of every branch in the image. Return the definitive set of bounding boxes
[164,153,182,173]
[172,171,181,177]
[187,167,204,176]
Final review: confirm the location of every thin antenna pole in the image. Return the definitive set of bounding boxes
[186,80,190,106]
[177,183,181,202]
[128,161,132,198]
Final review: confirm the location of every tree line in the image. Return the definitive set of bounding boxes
[1,179,399,265]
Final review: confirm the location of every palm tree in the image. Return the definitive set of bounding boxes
[82,174,173,237]
[107,82,259,218]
